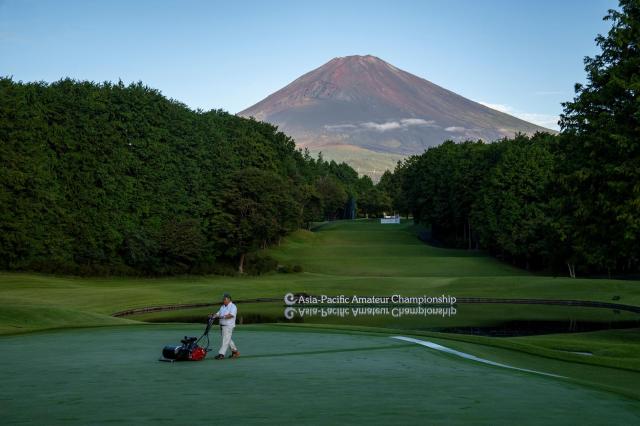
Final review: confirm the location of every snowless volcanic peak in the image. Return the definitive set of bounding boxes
[239,55,553,177]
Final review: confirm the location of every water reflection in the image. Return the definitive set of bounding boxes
[128,301,640,337]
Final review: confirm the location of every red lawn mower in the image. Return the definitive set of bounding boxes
[159,316,215,362]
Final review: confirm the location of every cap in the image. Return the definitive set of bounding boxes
[222,293,231,300]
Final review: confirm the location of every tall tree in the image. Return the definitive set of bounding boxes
[0,78,359,275]
[472,135,556,269]
[213,168,301,273]
[559,0,640,274]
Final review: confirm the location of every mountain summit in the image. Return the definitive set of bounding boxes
[239,55,552,176]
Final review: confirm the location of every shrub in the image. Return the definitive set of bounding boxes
[244,253,278,275]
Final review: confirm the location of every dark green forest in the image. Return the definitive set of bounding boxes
[0,79,389,275]
[381,1,639,277]
[2,2,637,278]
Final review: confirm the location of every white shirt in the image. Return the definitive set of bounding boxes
[216,302,237,327]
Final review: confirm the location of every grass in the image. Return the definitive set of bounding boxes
[1,220,638,334]
[513,329,640,363]
[1,221,639,351]
[1,218,640,420]
[1,325,639,425]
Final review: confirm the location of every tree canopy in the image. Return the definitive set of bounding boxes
[380,1,640,277]
[0,78,374,275]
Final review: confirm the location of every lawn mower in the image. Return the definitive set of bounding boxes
[159,316,215,362]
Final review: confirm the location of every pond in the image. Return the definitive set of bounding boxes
[125,300,640,337]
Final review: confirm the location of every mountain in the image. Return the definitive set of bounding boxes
[239,55,554,177]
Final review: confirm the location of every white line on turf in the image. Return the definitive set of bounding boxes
[391,336,565,379]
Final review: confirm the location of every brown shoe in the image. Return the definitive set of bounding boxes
[231,350,240,358]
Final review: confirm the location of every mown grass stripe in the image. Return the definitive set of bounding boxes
[392,335,566,378]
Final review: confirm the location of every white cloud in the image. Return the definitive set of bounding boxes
[478,101,560,130]
[445,126,466,132]
[324,124,358,131]
[361,121,402,131]
[400,118,437,127]
[326,118,439,133]
[514,113,560,130]
[478,102,511,114]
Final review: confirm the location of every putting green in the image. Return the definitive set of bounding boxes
[1,325,639,424]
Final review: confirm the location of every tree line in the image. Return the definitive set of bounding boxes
[380,1,639,277]
[0,78,389,275]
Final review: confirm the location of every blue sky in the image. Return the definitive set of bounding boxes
[0,0,618,129]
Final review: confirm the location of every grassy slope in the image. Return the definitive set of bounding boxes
[270,221,640,304]
[1,220,639,366]
[1,221,639,334]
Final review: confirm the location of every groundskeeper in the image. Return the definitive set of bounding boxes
[210,293,240,359]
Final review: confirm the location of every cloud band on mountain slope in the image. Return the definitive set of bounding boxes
[325,118,438,132]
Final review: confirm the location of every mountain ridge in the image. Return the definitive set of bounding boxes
[239,55,554,176]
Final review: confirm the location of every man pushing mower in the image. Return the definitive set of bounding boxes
[210,293,240,360]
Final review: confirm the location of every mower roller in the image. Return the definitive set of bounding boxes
[159,316,215,362]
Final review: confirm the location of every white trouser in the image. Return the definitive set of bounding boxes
[218,325,237,355]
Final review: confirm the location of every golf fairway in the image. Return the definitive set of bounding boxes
[1,325,639,425]
[1,220,640,424]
